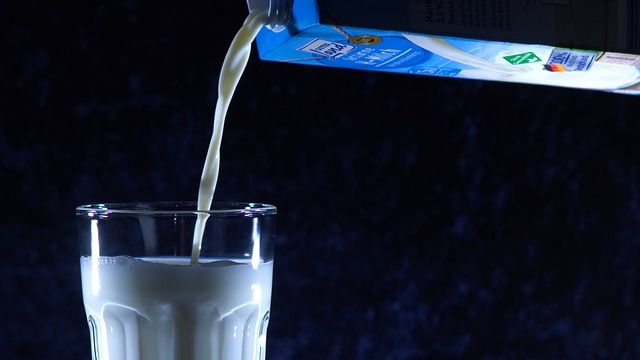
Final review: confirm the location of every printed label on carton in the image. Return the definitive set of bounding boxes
[597,52,640,67]
[314,36,428,70]
[544,49,596,72]
[298,39,355,59]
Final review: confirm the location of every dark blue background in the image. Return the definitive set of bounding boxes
[3,1,640,359]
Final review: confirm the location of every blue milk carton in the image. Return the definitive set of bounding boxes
[248,0,640,95]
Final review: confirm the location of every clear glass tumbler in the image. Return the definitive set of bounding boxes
[77,202,276,360]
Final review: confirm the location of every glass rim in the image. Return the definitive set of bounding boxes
[76,202,277,217]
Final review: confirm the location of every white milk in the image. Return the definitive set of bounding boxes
[81,256,273,360]
[191,10,267,264]
[81,12,273,360]
[80,11,273,360]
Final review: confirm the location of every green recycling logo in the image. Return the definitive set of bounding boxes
[503,52,542,65]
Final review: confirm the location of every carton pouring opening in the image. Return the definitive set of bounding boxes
[246,0,291,32]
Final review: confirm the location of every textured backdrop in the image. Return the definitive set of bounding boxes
[3,1,640,359]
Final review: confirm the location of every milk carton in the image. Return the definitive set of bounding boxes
[251,0,640,94]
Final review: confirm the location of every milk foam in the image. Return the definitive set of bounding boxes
[81,256,273,360]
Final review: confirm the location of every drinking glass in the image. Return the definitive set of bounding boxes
[77,202,276,360]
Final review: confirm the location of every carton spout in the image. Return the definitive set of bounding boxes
[246,0,291,33]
